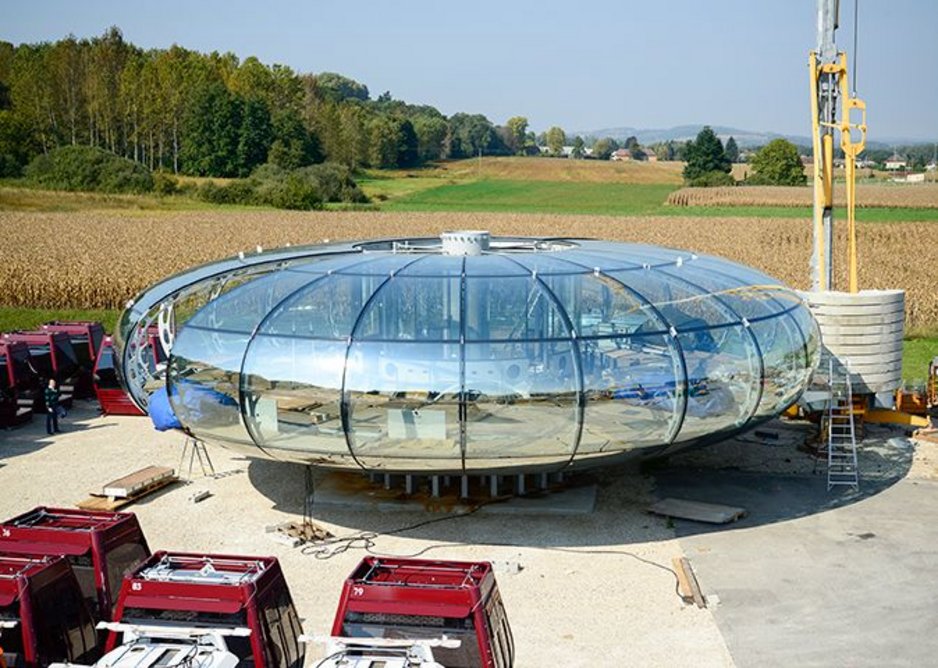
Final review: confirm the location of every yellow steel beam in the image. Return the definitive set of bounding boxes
[865,408,930,428]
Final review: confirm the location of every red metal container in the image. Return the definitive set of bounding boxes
[0,340,38,426]
[0,553,98,668]
[109,551,305,668]
[332,557,514,668]
[1,331,80,407]
[0,507,151,621]
[41,321,104,399]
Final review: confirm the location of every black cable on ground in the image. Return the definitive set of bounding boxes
[298,490,681,597]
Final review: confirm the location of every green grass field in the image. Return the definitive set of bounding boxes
[903,337,938,384]
[382,179,938,221]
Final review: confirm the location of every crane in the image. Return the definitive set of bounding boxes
[809,0,867,293]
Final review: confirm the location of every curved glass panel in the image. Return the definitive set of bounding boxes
[609,270,739,332]
[464,340,578,468]
[187,271,315,333]
[241,336,349,460]
[751,315,807,417]
[676,324,760,442]
[260,273,383,339]
[539,273,648,338]
[345,341,461,470]
[579,333,682,456]
[356,277,462,342]
[168,326,250,445]
[464,276,568,341]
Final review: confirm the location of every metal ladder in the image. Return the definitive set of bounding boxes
[827,358,859,491]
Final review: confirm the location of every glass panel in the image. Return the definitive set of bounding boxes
[539,273,651,338]
[242,336,349,460]
[464,276,569,341]
[186,271,314,333]
[579,334,682,455]
[259,274,384,339]
[335,254,423,276]
[692,254,782,286]
[345,341,462,470]
[609,269,738,332]
[397,254,464,277]
[464,340,578,468]
[464,255,527,277]
[751,315,808,417]
[790,302,821,369]
[564,246,648,272]
[676,325,760,442]
[657,264,779,321]
[286,253,375,275]
[508,252,588,276]
[356,277,462,342]
[168,327,250,444]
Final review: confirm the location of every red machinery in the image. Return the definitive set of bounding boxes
[331,557,514,668]
[0,340,39,427]
[41,321,104,399]
[93,337,142,416]
[1,332,80,408]
[0,554,99,668]
[93,328,164,416]
[0,507,151,621]
[107,551,305,668]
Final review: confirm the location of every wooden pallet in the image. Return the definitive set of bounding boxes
[77,465,179,511]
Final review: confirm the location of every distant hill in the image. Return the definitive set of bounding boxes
[575,124,932,151]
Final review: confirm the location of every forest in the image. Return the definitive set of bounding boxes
[0,27,520,179]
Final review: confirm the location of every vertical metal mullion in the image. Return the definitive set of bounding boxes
[459,257,468,474]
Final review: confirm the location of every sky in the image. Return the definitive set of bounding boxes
[4,0,937,143]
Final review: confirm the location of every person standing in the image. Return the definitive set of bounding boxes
[45,378,61,435]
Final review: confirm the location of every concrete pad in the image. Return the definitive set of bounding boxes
[657,468,938,667]
[312,471,597,515]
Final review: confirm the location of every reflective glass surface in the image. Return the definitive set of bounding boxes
[154,237,819,473]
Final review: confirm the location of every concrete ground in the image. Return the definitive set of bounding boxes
[1,403,935,667]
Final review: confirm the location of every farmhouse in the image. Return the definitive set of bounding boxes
[610,148,632,161]
[885,153,908,170]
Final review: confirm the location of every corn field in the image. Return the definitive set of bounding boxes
[1,210,937,332]
[667,183,938,208]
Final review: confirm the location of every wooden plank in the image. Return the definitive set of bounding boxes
[673,556,706,608]
[650,497,746,525]
[671,556,694,603]
[76,467,179,511]
[102,465,174,498]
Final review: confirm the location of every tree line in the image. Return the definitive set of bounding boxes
[0,27,535,178]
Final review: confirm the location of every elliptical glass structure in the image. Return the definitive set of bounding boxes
[116,233,819,474]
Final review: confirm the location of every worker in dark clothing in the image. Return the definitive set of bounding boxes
[44,378,61,435]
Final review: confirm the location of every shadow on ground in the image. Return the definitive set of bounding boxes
[0,400,108,461]
[245,421,914,549]
[654,422,914,538]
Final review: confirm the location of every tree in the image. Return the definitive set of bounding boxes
[624,135,638,149]
[396,118,419,168]
[683,126,731,182]
[749,138,806,186]
[504,116,528,155]
[313,72,369,102]
[571,136,585,159]
[413,115,447,162]
[446,113,496,159]
[545,126,566,156]
[591,137,619,160]
[180,82,242,176]
[629,144,645,160]
[725,136,739,163]
[236,97,272,175]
